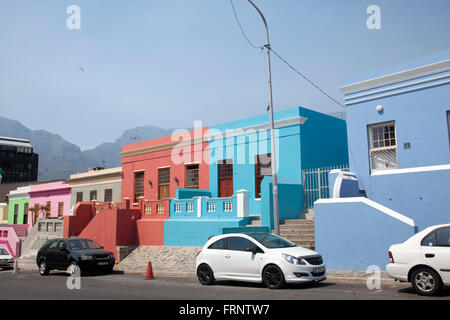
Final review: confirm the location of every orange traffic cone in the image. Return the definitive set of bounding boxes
[145,261,154,280]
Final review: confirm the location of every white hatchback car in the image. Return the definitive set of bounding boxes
[387,224,450,295]
[0,248,14,270]
[195,232,326,289]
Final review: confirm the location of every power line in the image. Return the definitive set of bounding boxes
[229,0,345,109]
[230,0,264,50]
[269,47,345,109]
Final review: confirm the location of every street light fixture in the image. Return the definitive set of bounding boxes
[247,0,280,235]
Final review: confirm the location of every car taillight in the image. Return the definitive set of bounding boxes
[389,251,394,263]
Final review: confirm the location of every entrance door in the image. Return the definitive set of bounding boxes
[158,167,170,200]
[33,204,39,226]
[218,160,233,197]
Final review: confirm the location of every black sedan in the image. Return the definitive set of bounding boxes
[36,238,115,276]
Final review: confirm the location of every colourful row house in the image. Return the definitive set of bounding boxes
[29,181,71,221]
[0,203,7,224]
[65,106,349,252]
[7,186,31,225]
[3,185,32,258]
[1,181,71,258]
[314,50,450,270]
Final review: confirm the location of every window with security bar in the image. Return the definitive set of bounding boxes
[368,122,398,172]
[255,153,271,199]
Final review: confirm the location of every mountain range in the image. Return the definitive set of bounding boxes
[0,116,174,181]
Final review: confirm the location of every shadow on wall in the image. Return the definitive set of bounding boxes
[260,176,303,230]
[314,198,417,271]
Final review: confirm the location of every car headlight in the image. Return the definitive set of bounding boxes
[282,253,306,265]
[80,255,95,261]
[7,258,14,263]
[109,253,115,260]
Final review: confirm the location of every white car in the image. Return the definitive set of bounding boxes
[195,232,326,289]
[0,248,14,270]
[387,224,450,295]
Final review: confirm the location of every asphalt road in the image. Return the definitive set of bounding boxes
[0,269,449,300]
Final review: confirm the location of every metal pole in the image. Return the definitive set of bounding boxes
[247,0,280,235]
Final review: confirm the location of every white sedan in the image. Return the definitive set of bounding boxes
[387,224,450,295]
[0,248,14,270]
[195,232,326,289]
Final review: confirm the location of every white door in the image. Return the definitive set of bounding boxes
[205,238,227,277]
[222,236,264,280]
[420,227,450,284]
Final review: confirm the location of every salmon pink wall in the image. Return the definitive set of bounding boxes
[121,128,210,203]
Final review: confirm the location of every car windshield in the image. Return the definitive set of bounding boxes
[248,233,296,248]
[0,248,9,255]
[67,239,101,250]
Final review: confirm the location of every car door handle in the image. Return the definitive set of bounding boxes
[425,253,435,258]
[225,255,231,259]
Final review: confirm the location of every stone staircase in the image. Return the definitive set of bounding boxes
[278,219,316,250]
[248,215,261,226]
[17,236,60,271]
[117,246,201,276]
[16,218,63,271]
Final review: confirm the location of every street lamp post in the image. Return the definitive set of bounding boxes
[247,0,280,235]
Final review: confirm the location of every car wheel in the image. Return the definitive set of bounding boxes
[263,265,286,289]
[411,268,442,296]
[197,264,215,285]
[39,260,49,276]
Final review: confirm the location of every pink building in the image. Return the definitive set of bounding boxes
[29,181,71,224]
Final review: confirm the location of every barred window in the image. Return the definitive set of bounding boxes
[255,153,271,198]
[368,122,398,172]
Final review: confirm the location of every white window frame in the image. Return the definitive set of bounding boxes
[368,121,398,173]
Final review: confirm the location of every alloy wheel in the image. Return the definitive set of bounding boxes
[414,271,435,293]
[263,265,285,289]
[197,264,214,285]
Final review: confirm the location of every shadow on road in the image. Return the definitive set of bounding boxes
[214,280,335,290]
[44,270,125,278]
[397,286,450,298]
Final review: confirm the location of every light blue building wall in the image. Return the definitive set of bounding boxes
[315,50,450,270]
[208,106,348,216]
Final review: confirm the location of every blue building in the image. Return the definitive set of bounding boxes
[315,50,450,270]
[164,106,349,246]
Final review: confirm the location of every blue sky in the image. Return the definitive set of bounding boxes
[0,0,449,150]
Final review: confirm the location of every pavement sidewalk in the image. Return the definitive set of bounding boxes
[116,268,398,286]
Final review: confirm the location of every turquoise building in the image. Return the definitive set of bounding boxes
[164,106,349,246]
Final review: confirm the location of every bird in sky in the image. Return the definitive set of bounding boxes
[79,66,84,72]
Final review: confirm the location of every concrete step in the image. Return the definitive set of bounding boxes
[246,215,261,227]
[279,228,315,234]
[287,237,316,243]
[280,232,315,239]
[282,219,315,225]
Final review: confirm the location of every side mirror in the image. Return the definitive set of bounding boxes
[246,246,262,255]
